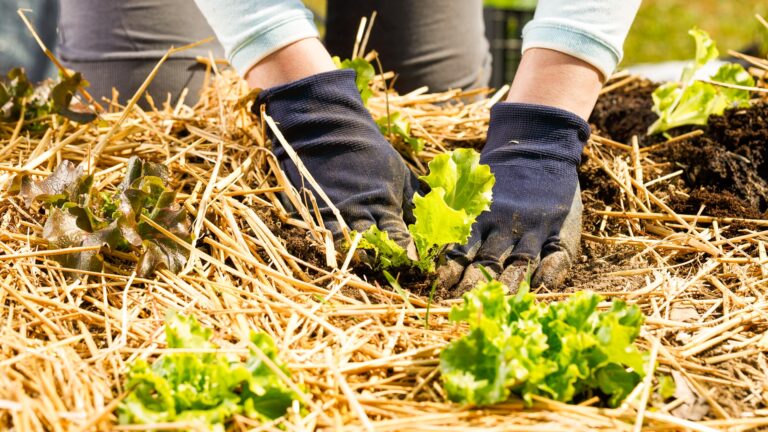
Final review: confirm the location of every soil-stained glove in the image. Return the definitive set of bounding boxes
[437,102,589,294]
[254,69,418,248]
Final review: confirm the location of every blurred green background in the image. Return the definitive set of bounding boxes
[304,0,768,65]
[625,0,768,64]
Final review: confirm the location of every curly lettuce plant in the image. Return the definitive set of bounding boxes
[441,278,647,407]
[648,28,755,135]
[13,156,192,277]
[119,313,296,430]
[0,67,96,129]
[357,148,495,272]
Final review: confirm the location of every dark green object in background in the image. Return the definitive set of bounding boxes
[483,0,537,10]
[483,4,535,89]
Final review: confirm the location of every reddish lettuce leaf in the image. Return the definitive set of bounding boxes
[1,67,96,128]
[16,157,192,277]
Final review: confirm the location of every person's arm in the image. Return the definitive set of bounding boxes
[439,0,641,293]
[509,0,641,118]
[193,0,419,251]
[506,48,603,120]
[192,0,334,88]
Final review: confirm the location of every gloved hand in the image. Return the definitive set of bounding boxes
[437,102,589,294]
[254,69,418,248]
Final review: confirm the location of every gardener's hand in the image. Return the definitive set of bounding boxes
[437,103,589,294]
[255,69,418,249]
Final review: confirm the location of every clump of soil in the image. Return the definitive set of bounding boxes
[565,241,647,294]
[589,79,660,145]
[255,206,437,293]
[256,207,328,273]
[660,105,768,213]
[668,188,762,233]
[588,80,768,218]
[669,188,763,220]
[354,263,436,297]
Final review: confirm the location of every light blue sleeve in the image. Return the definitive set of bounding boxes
[522,0,641,78]
[193,0,318,75]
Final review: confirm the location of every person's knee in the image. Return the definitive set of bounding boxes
[325,0,490,93]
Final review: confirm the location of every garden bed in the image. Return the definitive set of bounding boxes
[1,59,768,431]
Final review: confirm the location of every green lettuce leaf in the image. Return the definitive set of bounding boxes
[166,313,214,349]
[410,188,474,270]
[333,56,375,105]
[409,149,495,270]
[119,312,296,429]
[680,27,719,85]
[440,279,646,407]
[357,225,412,269]
[649,28,755,135]
[448,278,510,326]
[376,111,425,153]
[440,328,509,406]
[710,62,754,103]
[419,149,495,218]
[657,373,677,400]
[355,148,495,273]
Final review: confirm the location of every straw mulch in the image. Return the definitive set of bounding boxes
[1,56,768,432]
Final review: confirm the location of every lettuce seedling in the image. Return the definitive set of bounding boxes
[376,111,425,153]
[648,28,755,135]
[13,157,192,277]
[333,56,376,105]
[0,67,96,129]
[357,148,494,272]
[440,279,647,407]
[119,313,296,430]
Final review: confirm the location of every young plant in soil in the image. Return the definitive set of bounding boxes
[356,148,495,273]
[377,111,425,154]
[332,56,375,105]
[335,56,425,154]
[13,156,192,277]
[648,27,754,135]
[119,312,296,429]
[441,277,647,407]
[0,67,96,130]
[333,56,495,275]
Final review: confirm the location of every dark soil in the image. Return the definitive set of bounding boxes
[255,206,437,294]
[587,80,768,219]
[659,106,768,214]
[354,264,437,298]
[575,79,768,291]
[256,207,328,273]
[668,188,763,220]
[565,241,647,294]
[589,79,660,145]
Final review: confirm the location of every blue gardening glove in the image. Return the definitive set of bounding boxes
[254,69,418,248]
[437,103,589,293]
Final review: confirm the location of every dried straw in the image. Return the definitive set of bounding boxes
[0,52,767,431]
